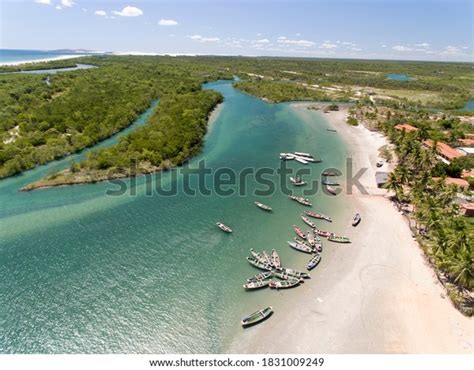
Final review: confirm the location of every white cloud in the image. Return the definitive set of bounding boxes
[82,8,88,12]
[159,19,178,26]
[34,0,51,4]
[414,42,430,48]
[441,46,463,56]
[112,6,143,17]
[55,5,62,10]
[94,10,107,16]
[61,0,74,7]
[278,37,315,48]
[189,35,220,42]
[341,41,356,47]
[255,38,270,43]
[381,44,387,48]
[320,42,338,49]
[392,45,412,52]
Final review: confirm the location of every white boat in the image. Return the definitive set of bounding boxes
[290,176,307,186]
[216,222,232,233]
[295,157,308,164]
[294,151,312,158]
[279,153,295,160]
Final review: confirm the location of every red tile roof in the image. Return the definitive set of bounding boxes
[395,123,418,132]
[461,203,474,210]
[459,138,474,146]
[423,139,466,160]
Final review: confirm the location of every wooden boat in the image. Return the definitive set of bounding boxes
[216,222,232,233]
[279,267,310,279]
[289,195,312,206]
[288,240,313,254]
[246,257,273,271]
[241,307,273,327]
[243,279,271,290]
[304,210,332,222]
[269,277,302,289]
[325,185,338,196]
[271,249,281,269]
[249,249,268,265]
[327,234,351,243]
[293,225,306,239]
[314,228,332,238]
[294,151,312,157]
[306,230,316,246]
[301,215,316,228]
[322,171,338,176]
[313,241,323,253]
[295,155,317,163]
[262,250,273,266]
[247,271,273,282]
[352,213,361,227]
[254,201,272,211]
[272,270,289,280]
[307,254,322,271]
[290,176,307,186]
[280,153,295,160]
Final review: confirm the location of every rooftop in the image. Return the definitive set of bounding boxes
[423,139,466,161]
[394,123,418,132]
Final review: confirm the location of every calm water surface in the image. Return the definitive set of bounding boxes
[0,81,347,353]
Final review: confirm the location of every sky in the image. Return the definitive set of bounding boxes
[1,0,473,62]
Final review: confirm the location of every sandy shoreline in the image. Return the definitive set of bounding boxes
[228,104,472,353]
[0,54,86,66]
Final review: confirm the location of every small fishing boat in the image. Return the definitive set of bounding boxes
[327,234,351,243]
[325,185,338,196]
[301,215,316,229]
[352,213,361,227]
[295,155,317,163]
[216,222,232,233]
[322,180,340,186]
[254,201,272,211]
[293,225,306,239]
[262,250,273,266]
[306,231,316,246]
[295,157,309,165]
[290,176,307,186]
[314,228,332,238]
[243,279,271,290]
[313,241,323,253]
[288,241,313,254]
[322,171,338,176]
[280,153,296,160]
[241,307,273,327]
[326,128,337,132]
[307,254,322,271]
[279,267,310,279]
[247,271,273,282]
[249,249,269,265]
[272,270,289,280]
[246,257,273,271]
[271,249,281,269]
[289,195,312,206]
[269,278,302,289]
[304,210,332,222]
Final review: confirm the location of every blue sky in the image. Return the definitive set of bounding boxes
[1,0,473,61]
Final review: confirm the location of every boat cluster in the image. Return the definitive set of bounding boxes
[279,151,321,164]
[244,248,310,291]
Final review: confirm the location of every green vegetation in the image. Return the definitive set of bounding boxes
[0,58,80,72]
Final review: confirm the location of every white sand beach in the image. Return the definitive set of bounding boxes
[229,105,473,354]
[0,54,86,66]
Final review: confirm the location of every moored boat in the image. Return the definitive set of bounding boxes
[301,215,316,228]
[307,253,322,271]
[271,249,281,269]
[304,210,332,222]
[295,157,308,165]
[262,250,273,266]
[322,171,338,176]
[269,278,302,289]
[292,225,306,239]
[294,151,312,157]
[241,307,273,327]
[290,176,307,186]
[327,234,351,243]
[243,279,271,290]
[306,230,316,246]
[272,270,289,280]
[352,213,361,226]
[247,271,273,282]
[246,257,273,271]
[249,248,268,265]
[216,222,232,233]
[288,240,313,254]
[279,267,310,279]
[255,201,272,211]
[325,185,338,196]
[322,180,339,186]
[314,227,332,238]
[289,195,312,206]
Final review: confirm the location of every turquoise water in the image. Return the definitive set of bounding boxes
[0,49,87,64]
[0,81,347,353]
[387,73,412,81]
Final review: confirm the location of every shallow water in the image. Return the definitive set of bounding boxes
[0,80,347,353]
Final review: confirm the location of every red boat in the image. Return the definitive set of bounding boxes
[314,228,331,238]
[293,225,306,239]
[304,210,332,222]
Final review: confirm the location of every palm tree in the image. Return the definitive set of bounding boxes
[440,251,473,290]
[385,172,403,209]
